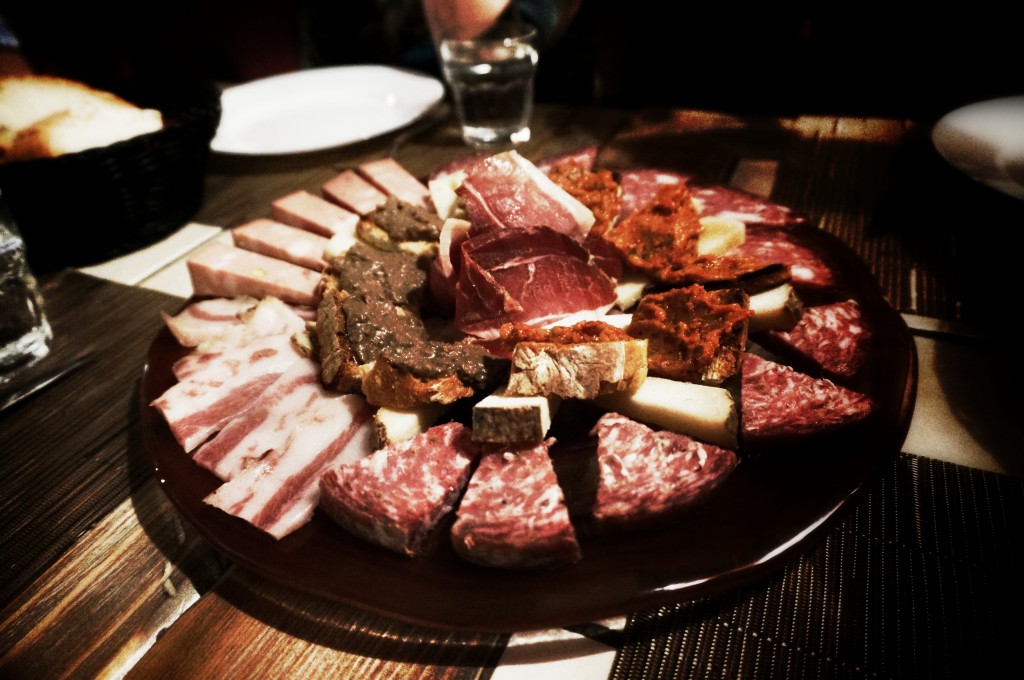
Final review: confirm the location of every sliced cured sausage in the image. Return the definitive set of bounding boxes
[451,439,582,568]
[756,300,870,381]
[590,413,738,529]
[319,422,480,556]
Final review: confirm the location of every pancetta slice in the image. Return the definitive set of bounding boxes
[192,358,324,481]
[151,334,303,452]
[204,393,374,539]
[161,296,260,347]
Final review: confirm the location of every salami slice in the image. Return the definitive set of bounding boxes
[616,168,691,220]
[729,226,837,293]
[318,422,480,556]
[757,300,870,381]
[590,413,737,529]
[689,184,806,227]
[451,439,582,568]
[741,352,872,441]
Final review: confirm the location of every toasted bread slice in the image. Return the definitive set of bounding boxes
[506,339,648,400]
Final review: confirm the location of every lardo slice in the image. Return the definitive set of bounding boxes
[319,422,479,556]
[592,376,739,449]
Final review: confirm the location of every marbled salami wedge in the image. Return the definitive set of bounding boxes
[689,184,807,227]
[451,439,581,568]
[741,352,872,440]
[319,422,480,556]
[729,227,836,294]
[590,413,738,529]
[757,300,870,381]
[616,168,690,220]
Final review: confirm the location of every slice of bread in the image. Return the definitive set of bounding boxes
[0,75,163,162]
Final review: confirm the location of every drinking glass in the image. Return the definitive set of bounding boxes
[0,192,51,379]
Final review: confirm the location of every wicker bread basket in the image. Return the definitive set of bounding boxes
[0,80,221,273]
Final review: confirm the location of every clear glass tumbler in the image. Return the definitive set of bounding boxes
[0,192,51,378]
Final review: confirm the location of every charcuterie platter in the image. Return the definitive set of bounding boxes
[141,149,916,632]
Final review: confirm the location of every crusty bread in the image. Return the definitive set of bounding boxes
[506,339,648,400]
[0,75,163,162]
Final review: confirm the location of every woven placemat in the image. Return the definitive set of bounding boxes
[0,271,183,608]
[610,453,1024,679]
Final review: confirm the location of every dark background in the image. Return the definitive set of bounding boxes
[4,2,1020,120]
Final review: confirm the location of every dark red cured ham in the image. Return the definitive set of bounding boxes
[152,334,304,452]
[757,300,870,381]
[456,150,595,241]
[689,184,807,227]
[192,358,324,481]
[741,352,873,441]
[203,392,374,539]
[536,145,598,174]
[590,413,737,529]
[454,225,617,339]
[729,227,836,293]
[318,422,480,556]
[616,168,691,220]
[451,438,581,568]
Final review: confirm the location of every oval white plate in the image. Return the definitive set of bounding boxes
[932,96,1024,200]
[211,65,445,155]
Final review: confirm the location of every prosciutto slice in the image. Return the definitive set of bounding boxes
[457,151,595,240]
[151,334,303,452]
[454,225,617,338]
[191,359,324,481]
[204,393,374,539]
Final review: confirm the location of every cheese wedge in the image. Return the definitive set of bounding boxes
[696,216,746,256]
[472,387,560,443]
[372,404,449,449]
[592,376,738,449]
[747,283,803,332]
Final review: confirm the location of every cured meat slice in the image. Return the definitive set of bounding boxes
[318,422,480,556]
[590,413,738,529]
[204,393,373,539]
[427,217,472,312]
[729,227,836,293]
[454,225,617,339]
[271,190,360,238]
[322,168,388,216]
[456,150,595,240]
[741,352,873,441]
[161,296,260,347]
[357,158,431,208]
[192,359,324,481]
[757,300,870,381]
[689,184,806,227]
[450,439,581,568]
[231,219,328,271]
[616,168,690,220]
[151,334,303,452]
[536,145,598,173]
[186,241,321,307]
[171,297,305,380]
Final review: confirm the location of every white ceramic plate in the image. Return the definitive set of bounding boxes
[211,66,445,155]
[932,96,1024,200]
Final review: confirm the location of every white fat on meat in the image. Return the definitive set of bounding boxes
[187,241,321,307]
[152,333,304,452]
[161,296,260,347]
[191,358,325,481]
[203,392,374,540]
[172,297,306,380]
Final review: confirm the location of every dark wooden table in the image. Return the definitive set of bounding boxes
[2,102,1022,679]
